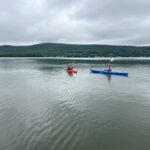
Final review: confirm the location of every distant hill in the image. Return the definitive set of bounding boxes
[0,43,150,57]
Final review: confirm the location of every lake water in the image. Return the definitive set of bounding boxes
[0,58,150,150]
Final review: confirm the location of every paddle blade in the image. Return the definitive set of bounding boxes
[110,58,114,62]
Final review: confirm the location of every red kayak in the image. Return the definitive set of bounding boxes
[64,68,77,74]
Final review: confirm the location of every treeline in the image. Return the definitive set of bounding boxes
[0,43,150,57]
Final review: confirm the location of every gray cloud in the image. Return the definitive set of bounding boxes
[0,0,150,45]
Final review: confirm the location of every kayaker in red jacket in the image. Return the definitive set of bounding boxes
[67,61,75,71]
[106,64,112,71]
[67,64,73,71]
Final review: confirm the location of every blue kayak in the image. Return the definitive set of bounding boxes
[91,69,128,76]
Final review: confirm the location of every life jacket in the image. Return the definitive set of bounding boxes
[69,65,73,70]
[107,65,112,71]
[68,65,73,70]
[107,67,112,71]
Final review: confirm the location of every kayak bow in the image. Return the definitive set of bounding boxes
[91,69,128,76]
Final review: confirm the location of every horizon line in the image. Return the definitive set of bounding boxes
[0,42,149,47]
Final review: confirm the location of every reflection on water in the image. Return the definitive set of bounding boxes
[0,58,150,150]
[107,75,112,82]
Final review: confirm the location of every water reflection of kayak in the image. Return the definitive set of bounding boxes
[64,68,77,74]
[91,69,128,76]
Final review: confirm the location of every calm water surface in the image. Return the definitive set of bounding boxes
[0,58,150,150]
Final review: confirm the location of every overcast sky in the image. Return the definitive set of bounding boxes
[0,0,150,46]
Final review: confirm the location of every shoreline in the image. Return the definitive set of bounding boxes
[0,56,150,60]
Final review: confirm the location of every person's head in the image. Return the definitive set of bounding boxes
[108,64,111,67]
